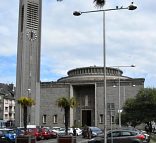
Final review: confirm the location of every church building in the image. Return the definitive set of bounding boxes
[15,0,144,129]
[40,66,144,129]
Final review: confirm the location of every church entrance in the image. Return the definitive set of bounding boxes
[82,110,91,126]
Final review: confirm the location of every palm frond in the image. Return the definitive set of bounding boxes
[93,0,105,8]
[56,0,105,8]
[17,96,35,107]
[56,96,77,108]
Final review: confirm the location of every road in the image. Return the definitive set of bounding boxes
[37,136,90,143]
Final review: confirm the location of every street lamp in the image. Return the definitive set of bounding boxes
[111,65,135,128]
[73,2,137,16]
[27,89,31,124]
[73,2,137,143]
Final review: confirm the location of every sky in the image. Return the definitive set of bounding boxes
[0,0,156,87]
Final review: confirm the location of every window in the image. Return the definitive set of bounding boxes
[53,114,57,123]
[111,115,115,123]
[27,2,39,30]
[42,114,46,124]
[107,131,120,137]
[121,131,131,136]
[5,107,8,112]
[99,114,103,123]
[21,5,24,32]
[107,103,115,110]
[5,114,8,119]
[85,95,88,107]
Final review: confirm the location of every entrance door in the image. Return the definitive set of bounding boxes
[82,110,91,126]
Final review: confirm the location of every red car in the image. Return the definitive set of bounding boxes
[41,128,51,140]
[27,128,42,141]
[49,129,57,138]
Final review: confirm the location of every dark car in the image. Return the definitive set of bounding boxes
[82,127,103,138]
[121,127,150,143]
[88,129,147,143]
[90,127,103,138]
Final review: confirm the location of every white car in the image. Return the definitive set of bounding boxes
[56,127,82,136]
[52,127,61,134]
[75,128,82,136]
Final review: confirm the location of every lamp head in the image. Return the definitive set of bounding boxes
[73,11,82,16]
[128,2,137,10]
[131,64,135,67]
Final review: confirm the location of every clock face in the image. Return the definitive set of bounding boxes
[26,31,37,41]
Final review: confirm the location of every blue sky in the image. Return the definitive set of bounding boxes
[0,0,156,87]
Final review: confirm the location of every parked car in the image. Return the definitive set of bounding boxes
[0,128,16,143]
[57,128,67,136]
[0,135,10,143]
[75,128,82,136]
[41,127,51,139]
[15,127,25,136]
[57,128,77,136]
[121,127,150,143]
[27,128,42,141]
[88,129,147,143]
[52,127,61,134]
[49,129,57,138]
[82,127,103,138]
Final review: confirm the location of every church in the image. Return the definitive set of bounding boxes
[15,0,144,129]
[39,66,144,129]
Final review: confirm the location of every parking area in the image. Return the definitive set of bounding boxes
[36,136,89,143]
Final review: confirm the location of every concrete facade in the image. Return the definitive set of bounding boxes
[16,0,42,126]
[39,66,144,129]
[15,0,144,129]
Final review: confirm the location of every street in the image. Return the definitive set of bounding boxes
[37,136,89,143]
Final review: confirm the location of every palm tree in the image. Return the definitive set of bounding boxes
[17,97,35,131]
[56,96,77,135]
[93,0,105,8]
[57,0,105,8]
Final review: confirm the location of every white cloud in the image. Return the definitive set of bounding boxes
[0,0,156,87]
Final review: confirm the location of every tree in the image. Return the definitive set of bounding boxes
[56,96,77,135]
[120,98,141,127]
[17,97,35,131]
[121,88,156,132]
[57,0,105,8]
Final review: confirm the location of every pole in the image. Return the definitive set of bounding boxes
[118,68,121,128]
[20,104,21,127]
[110,110,113,143]
[103,11,107,143]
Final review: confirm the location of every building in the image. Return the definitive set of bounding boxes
[15,0,144,129]
[39,66,144,129]
[0,83,15,128]
[16,0,41,126]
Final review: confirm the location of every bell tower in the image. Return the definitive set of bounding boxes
[16,0,42,126]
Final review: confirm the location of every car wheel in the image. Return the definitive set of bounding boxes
[41,136,44,140]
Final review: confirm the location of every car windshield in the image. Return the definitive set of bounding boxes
[90,127,101,132]
[1,130,14,134]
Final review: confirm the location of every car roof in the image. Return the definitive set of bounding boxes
[107,129,139,133]
[0,128,13,131]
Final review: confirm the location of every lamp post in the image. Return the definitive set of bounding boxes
[73,2,137,142]
[111,65,135,128]
[27,89,31,124]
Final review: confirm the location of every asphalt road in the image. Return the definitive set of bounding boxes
[37,136,90,143]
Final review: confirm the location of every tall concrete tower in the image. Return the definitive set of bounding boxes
[16,0,42,126]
